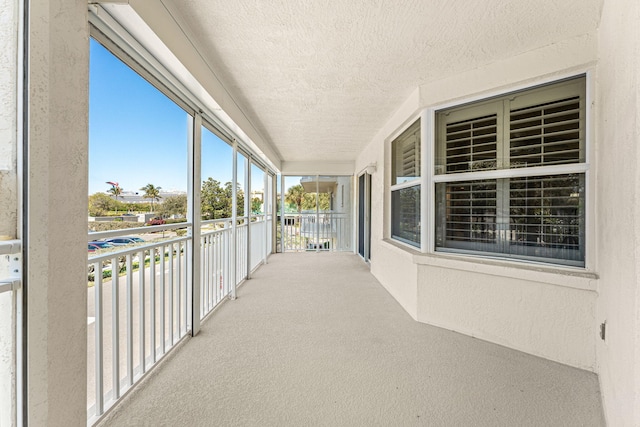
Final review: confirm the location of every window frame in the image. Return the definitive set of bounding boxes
[389,119,423,248]
[425,72,593,269]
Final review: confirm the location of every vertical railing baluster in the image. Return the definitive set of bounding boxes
[94,261,104,416]
[202,235,207,315]
[169,242,174,346]
[177,242,182,336]
[160,244,165,355]
[216,232,220,304]
[111,256,120,400]
[185,241,191,331]
[138,250,146,374]
[150,247,156,362]
[224,226,229,297]
[208,234,213,310]
[126,254,133,387]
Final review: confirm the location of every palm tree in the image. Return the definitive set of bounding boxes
[107,182,122,213]
[140,183,162,212]
[285,184,305,213]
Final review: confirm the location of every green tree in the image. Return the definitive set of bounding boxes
[251,197,263,214]
[107,183,123,213]
[201,178,228,219]
[236,185,245,217]
[140,183,162,212]
[157,194,187,218]
[89,193,116,216]
[301,192,331,211]
[200,179,244,219]
[285,184,305,213]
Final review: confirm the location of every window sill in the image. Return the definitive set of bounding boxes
[380,239,598,292]
[382,238,423,256]
[413,251,598,292]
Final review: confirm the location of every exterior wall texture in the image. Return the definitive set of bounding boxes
[361,31,600,371]
[596,0,640,424]
[361,4,640,424]
[0,0,18,240]
[27,0,89,424]
[415,259,597,369]
[0,0,19,424]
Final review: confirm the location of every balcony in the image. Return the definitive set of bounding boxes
[95,252,604,426]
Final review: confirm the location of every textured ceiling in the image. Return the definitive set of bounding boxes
[163,0,602,164]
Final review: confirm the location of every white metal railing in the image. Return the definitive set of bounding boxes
[0,240,21,427]
[88,215,275,422]
[87,213,275,423]
[87,225,191,423]
[236,219,248,281]
[200,219,231,318]
[281,212,350,252]
[266,215,273,256]
[249,215,266,272]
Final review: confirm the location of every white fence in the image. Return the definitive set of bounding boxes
[87,227,191,421]
[281,213,350,252]
[87,216,273,423]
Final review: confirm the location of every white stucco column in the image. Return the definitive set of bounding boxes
[27,0,89,425]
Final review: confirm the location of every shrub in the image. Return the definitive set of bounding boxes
[89,222,142,232]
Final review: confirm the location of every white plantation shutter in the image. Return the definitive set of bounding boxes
[510,96,582,167]
[435,76,587,266]
[391,120,421,247]
[392,120,420,185]
[445,114,498,173]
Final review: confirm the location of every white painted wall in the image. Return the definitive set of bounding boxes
[415,256,597,369]
[358,32,602,370]
[596,0,640,425]
[27,0,88,425]
[356,89,421,318]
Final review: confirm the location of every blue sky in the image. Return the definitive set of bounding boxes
[89,39,264,195]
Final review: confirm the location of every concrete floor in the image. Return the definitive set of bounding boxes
[98,252,605,427]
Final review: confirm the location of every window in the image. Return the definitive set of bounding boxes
[391,120,421,247]
[434,77,586,266]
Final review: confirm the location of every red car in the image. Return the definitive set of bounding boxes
[147,217,166,225]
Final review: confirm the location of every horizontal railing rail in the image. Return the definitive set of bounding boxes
[0,239,21,256]
[88,236,190,264]
[88,222,191,242]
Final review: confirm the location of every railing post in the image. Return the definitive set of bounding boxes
[280,174,285,253]
[316,175,320,252]
[230,140,238,300]
[263,171,268,264]
[247,158,252,278]
[188,113,202,335]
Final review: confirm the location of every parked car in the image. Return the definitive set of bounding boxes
[104,237,145,246]
[147,217,166,225]
[88,241,115,252]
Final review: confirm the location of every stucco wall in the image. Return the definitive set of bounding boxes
[357,89,420,318]
[359,32,601,370]
[370,242,419,319]
[27,0,89,425]
[0,0,18,240]
[0,0,18,424]
[415,257,597,369]
[596,0,640,425]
